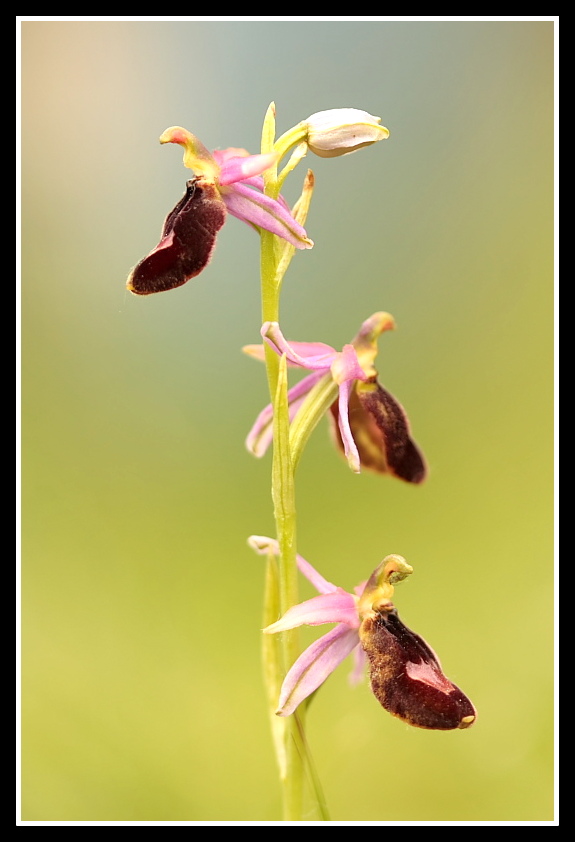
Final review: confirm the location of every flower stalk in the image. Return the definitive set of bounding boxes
[258,105,305,817]
[255,106,397,818]
[260,271,307,816]
[270,352,304,819]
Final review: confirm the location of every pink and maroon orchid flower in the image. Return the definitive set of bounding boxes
[244,313,427,482]
[250,536,476,731]
[128,127,312,295]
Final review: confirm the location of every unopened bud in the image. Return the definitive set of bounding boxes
[305,108,389,158]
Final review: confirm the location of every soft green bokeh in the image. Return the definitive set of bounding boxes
[21,21,555,822]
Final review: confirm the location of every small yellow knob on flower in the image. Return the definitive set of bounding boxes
[305,108,390,158]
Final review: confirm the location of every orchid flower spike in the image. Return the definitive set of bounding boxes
[244,312,427,482]
[250,536,476,731]
[127,127,313,295]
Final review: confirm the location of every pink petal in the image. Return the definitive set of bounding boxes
[212,147,250,164]
[335,379,361,473]
[263,590,359,634]
[282,341,340,363]
[330,344,368,384]
[245,372,325,457]
[243,342,328,371]
[277,626,361,716]
[218,152,279,186]
[242,343,267,363]
[248,535,338,595]
[236,177,292,214]
[245,391,303,457]
[261,322,337,370]
[294,550,339,595]
[245,401,275,457]
[221,183,313,249]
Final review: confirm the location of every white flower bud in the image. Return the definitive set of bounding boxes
[305,108,389,158]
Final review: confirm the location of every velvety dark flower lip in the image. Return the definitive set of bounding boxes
[251,536,476,731]
[127,178,226,295]
[127,127,312,295]
[359,608,477,731]
[330,376,428,483]
[244,313,427,482]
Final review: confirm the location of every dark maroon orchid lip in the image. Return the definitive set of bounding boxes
[330,378,427,483]
[127,179,226,295]
[360,609,477,731]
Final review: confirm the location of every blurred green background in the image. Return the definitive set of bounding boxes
[21,20,555,822]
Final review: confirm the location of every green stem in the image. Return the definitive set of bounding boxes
[260,231,279,327]
[260,229,304,821]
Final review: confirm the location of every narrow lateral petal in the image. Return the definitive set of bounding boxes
[329,379,427,483]
[277,626,361,716]
[243,342,330,368]
[335,379,361,473]
[279,341,339,364]
[242,343,267,363]
[221,183,313,249]
[231,177,293,213]
[245,372,324,457]
[294,553,339,595]
[264,590,359,634]
[217,152,279,185]
[245,390,304,457]
[261,322,337,370]
[245,402,275,458]
[248,535,338,595]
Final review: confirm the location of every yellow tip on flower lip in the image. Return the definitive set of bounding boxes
[459,714,477,729]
